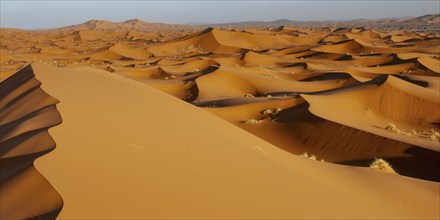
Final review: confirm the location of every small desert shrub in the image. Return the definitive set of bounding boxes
[264,73,275,78]
[164,75,177,80]
[369,158,397,174]
[243,119,261,124]
[385,123,399,132]
[417,129,440,141]
[300,152,324,162]
[252,47,261,51]
[182,44,204,54]
[262,108,282,116]
[385,122,439,141]
[385,123,405,134]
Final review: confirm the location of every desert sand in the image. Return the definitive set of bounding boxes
[1,18,439,219]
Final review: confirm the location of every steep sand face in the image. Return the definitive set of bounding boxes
[0,65,63,219]
[1,22,439,219]
[33,63,439,219]
[204,99,414,163]
[302,75,439,152]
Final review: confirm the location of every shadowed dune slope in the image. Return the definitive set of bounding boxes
[147,28,303,57]
[0,65,63,219]
[33,63,439,219]
[302,75,440,152]
[205,99,415,163]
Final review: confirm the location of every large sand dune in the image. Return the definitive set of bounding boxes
[31,63,439,219]
[1,19,439,219]
[0,65,63,219]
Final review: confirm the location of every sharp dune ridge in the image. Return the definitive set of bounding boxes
[0,65,63,219]
[0,17,439,219]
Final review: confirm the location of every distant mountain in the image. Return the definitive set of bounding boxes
[52,19,202,33]
[204,19,297,27]
[404,14,440,23]
[205,14,440,32]
[57,14,439,33]
[4,14,437,33]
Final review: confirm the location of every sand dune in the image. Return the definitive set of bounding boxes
[418,56,440,73]
[147,27,313,57]
[0,65,63,219]
[302,75,439,151]
[30,63,439,219]
[109,43,153,60]
[1,20,439,219]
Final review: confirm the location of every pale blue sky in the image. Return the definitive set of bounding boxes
[1,1,439,29]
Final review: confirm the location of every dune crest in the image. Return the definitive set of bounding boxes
[0,65,63,219]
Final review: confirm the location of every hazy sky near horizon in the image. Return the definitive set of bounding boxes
[1,0,439,29]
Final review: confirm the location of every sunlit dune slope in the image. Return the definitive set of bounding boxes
[32,63,439,219]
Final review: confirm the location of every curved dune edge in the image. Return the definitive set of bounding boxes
[302,75,440,152]
[33,63,439,219]
[0,65,63,219]
[201,95,437,180]
[205,100,414,163]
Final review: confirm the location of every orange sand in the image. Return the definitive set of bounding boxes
[1,18,439,219]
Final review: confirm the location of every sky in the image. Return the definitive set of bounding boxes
[1,0,439,29]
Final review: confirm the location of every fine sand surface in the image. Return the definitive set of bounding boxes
[1,19,439,219]
[32,63,438,219]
